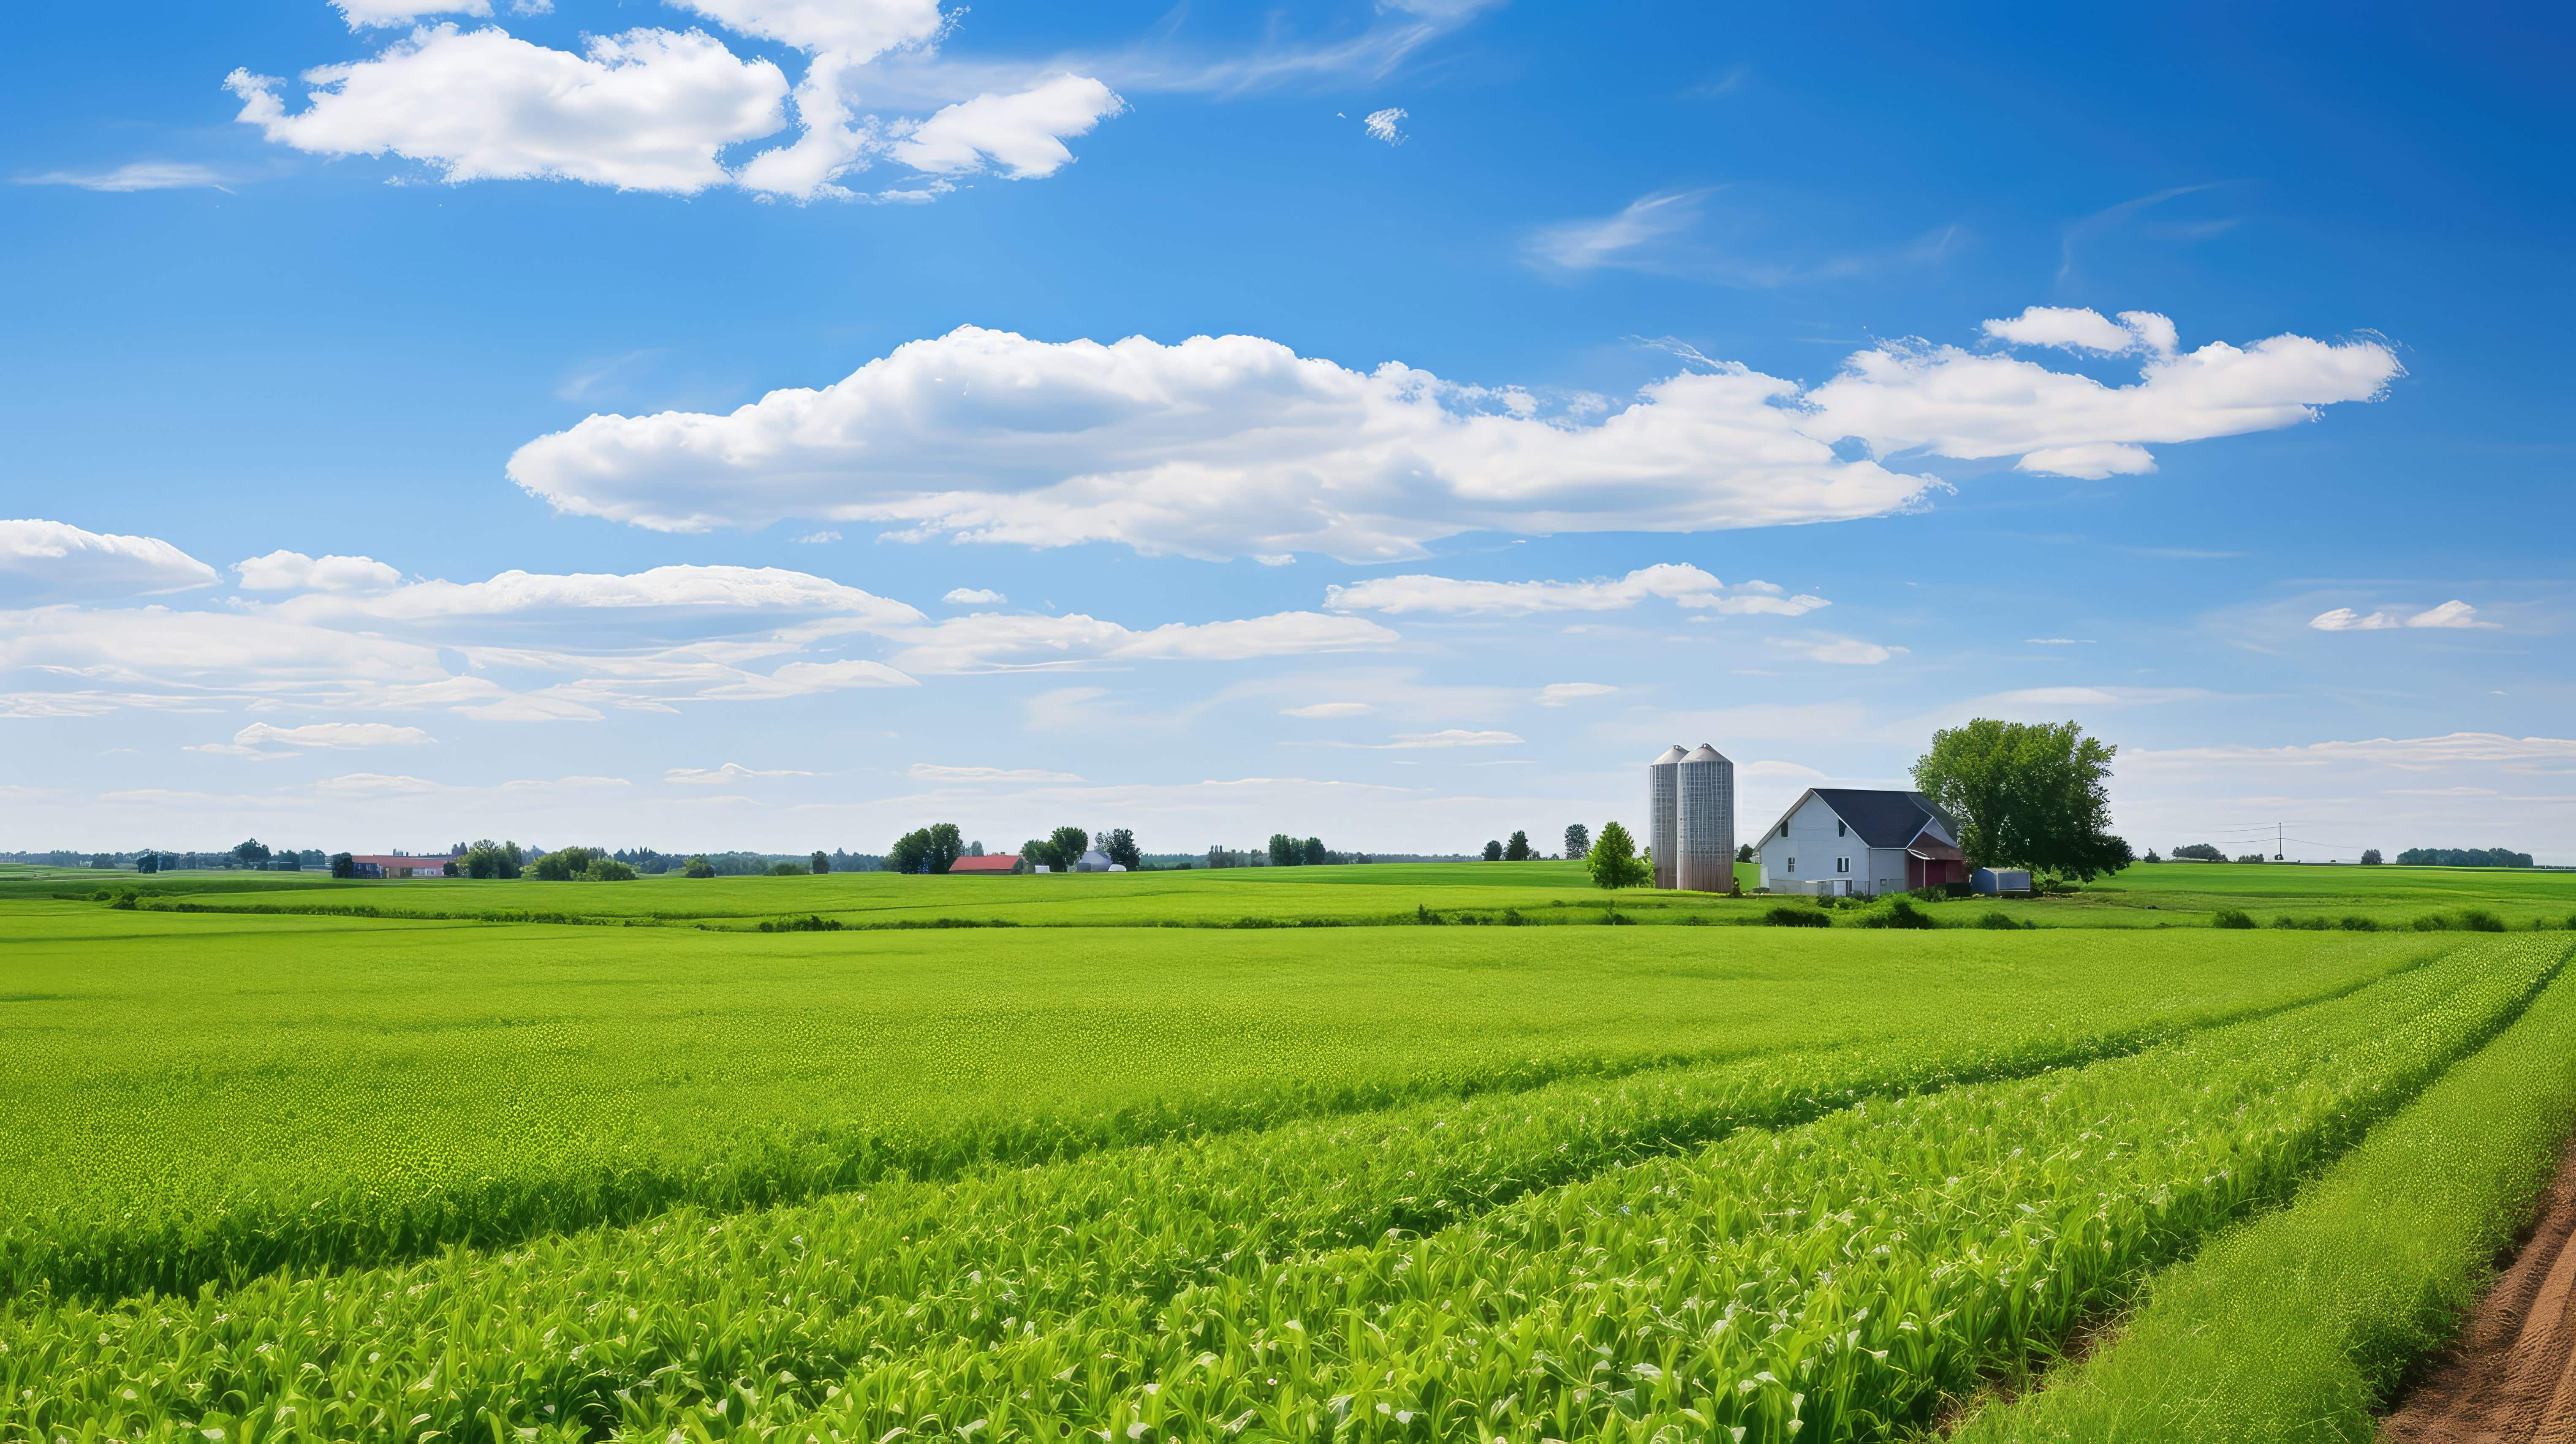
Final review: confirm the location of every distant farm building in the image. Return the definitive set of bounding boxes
[1757,790,1965,899]
[1072,847,1125,873]
[948,854,1024,875]
[1974,867,2033,896]
[1645,744,1737,892]
[346,854,454,880]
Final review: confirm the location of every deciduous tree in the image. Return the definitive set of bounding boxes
[810,850,831,875]
[1586,821,1649,889]
[1482,839,1504,862]
[1912,718,2135,882]
[1563,823,1590,861]
[1104,829,1142,870]
[1504,830,1532,861]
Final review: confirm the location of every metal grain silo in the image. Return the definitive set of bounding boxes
[1648,745,1686,889]
[1676,743,1736,893]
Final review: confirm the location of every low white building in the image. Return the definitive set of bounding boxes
[1757,789,1967,898]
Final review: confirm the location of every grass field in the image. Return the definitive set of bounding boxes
[3,861,2573,1439]
[27,857,2576,931]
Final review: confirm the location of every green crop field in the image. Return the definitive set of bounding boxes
[34,857,2576,932]
[3,862,2573,1440]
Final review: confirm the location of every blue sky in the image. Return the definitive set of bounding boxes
[4,1,2569,862]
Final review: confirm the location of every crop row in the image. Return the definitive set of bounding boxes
[1954,949,2576,1442]
[6,931,2427,1306]
[5,936,2560,1441]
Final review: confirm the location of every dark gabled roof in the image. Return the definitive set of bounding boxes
[1808,789,1959,849]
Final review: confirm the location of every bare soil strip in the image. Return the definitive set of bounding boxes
[2383,1135,2576,1444]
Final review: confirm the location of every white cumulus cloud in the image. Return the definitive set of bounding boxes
[1980,306,2178,356]
[1805,318,2399,481]
[890,74,1123,179]
[1362,107,1407,144]
[509,315,2393,562]
[943,587,1005,605]
[667,0,943,56]
[1327,563,1826,617]
[0,519,219,602]
[224,27,790,193]
[2310,599,2494,632]
[235,550,403,593]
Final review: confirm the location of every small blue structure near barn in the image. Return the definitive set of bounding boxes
[1973,867,2033,897]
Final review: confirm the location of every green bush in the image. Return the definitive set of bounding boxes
[754,914,843,933]
[2337,915,2379,931]
[682,857,715,878]
[768,862,808,877]
[1764,905,1831,928]
[2458,908,2506,933]
[2212,908,2258,930]
[1855,899,1939,930]
[1975,911,2029,930]
[580,859,638,882]
[2272,915,2329,931]
[2412,914,2454,931]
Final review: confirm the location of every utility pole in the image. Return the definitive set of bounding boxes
[2277,821,2285,862]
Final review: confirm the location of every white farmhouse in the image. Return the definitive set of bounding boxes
[1757,789,1968,898]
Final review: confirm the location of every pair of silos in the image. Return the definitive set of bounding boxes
[1647,743,1736,892]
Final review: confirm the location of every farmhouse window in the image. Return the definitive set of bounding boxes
[1787,857,1796,874]
[1836,821,1847,837]
[1837,857,1850,874]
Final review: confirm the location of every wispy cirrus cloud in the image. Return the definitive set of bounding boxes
[1535,683,1617,706]
[1328,564,1825,618]
[908,763,1083,783]
[665,761,816,784]
[187,722,433,759]
[15,162,241,193]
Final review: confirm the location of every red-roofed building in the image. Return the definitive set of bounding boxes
[345,855,455,879]
[946,854,1023,875]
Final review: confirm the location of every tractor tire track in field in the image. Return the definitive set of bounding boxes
[2383,1132,2576,1444]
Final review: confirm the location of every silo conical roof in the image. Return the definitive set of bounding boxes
[1683,743,1728,763]
[1652,744,1688,765]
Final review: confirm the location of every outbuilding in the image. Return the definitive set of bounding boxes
[1973,867,2033,897]
[1755,789,1965,899]
[344,854,456,879]
[948,854,1024,876]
